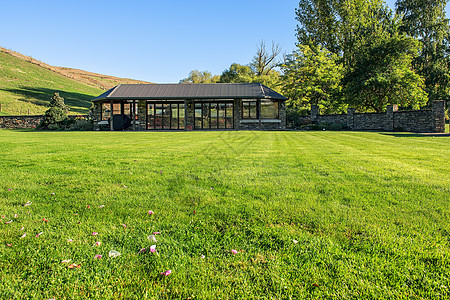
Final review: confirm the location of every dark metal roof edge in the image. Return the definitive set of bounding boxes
[91,83,288,101]
[92,96,286,101]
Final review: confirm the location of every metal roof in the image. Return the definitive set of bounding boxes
[91,83,287,101]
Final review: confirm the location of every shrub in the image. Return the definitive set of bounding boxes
[39,92,69,129]
[70,119,94,131]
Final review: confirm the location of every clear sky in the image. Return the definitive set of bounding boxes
[0,0,448,83]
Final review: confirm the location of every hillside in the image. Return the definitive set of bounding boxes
[0,47,151,115]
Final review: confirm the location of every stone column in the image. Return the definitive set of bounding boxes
[385,104,398,131]
[92,102,102,131]
[279,101,286,129]
[347,108,355,130]
[234,99,241,130]
[432,100,445,133]
[110,100,114,131]
[136,100,146,130]
[310,105,319,123]
[185,100,195,130]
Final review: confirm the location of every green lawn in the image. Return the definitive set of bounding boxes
[0,130,449,299]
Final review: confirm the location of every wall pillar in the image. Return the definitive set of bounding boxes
[432,100,446,133]
[385,104,398,131]
[347,108,355,130]
[310,105,319,122]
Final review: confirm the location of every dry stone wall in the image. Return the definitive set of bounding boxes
[311,101,446,133]
[0,115,88,129]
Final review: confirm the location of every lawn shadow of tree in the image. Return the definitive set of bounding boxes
[0,87,97,114]
[380,132,450,138]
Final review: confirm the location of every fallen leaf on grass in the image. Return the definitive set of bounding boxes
[61,259,71,263]
[68,263,81,269]
[160,270,171,276]
[109,250,121,258]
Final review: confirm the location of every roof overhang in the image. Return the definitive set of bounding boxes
[91,83,288,102]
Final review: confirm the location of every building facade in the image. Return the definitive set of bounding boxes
[91,83,287,131]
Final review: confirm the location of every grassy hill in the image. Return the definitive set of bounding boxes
[0,47,150,115]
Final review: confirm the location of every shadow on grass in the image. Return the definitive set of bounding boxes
[0,86,96,114]
[380,132,450,138]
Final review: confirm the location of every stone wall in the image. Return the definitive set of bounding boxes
[0,115,88,129]
[0,115,43,129]
[316,113,347,126]
[311,101,446,133]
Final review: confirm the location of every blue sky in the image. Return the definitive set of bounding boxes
[0,0,448,83]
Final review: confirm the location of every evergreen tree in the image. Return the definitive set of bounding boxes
[41,92,69,128]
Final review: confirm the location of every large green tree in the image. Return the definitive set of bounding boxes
[342,12,428,112]
[179,70,219,83]
[396,0,450,102]
[281,44,344,113]
[219,64,254,83]
[296,0,387,65]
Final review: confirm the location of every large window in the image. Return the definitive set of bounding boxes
[194,101,233,130]
[101,101,138,121]
[147,101,185,130]
[101,103,111,121]
[242,100,257,119]
[260,100,279,119]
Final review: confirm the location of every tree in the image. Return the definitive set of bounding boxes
[40,92,69,128]
[396,0,450,102]
[342,19,428,112]
[250,41,282,76]
[295,0,389,66]
[179,70,219,83]
[281,44,344,114]
[219,63,253,83]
